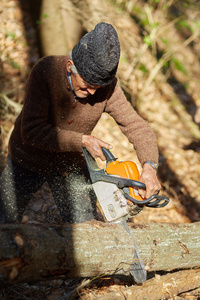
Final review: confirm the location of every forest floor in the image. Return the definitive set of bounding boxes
[0,0,200,299]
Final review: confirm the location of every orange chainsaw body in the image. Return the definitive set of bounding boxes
[105,160,143,201]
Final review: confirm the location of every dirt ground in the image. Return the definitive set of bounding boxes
[0,0,200,299]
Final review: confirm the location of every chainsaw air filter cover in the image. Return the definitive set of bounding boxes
[105,160,143,202]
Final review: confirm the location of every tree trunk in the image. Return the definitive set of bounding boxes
[0,221,200,287]
[39,0,83,56]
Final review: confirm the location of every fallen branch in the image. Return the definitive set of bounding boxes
[0,93,22,115]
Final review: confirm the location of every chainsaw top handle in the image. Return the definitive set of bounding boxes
[82,147,145,190]
[102,147,117,163]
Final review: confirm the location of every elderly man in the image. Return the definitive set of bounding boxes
[0,22,161,224]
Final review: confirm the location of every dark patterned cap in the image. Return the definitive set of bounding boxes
[71,22,120,86]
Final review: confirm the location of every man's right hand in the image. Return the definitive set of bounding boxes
[82,135,112,161]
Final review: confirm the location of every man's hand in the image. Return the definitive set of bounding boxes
[82,135,112,161]
[138,163,161,199]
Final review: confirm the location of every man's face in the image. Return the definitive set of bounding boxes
[67,61,101,98]
[71,73,101,98]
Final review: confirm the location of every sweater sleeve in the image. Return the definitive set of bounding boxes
[21,62,83,153]
[104,81,159,165]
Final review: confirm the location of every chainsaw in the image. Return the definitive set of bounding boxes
[82,147,169,283]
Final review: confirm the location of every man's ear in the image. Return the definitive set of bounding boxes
[66,60,73,73]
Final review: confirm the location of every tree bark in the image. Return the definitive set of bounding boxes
[0,221,200,287]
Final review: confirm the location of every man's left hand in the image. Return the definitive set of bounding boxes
[138,163,161,199]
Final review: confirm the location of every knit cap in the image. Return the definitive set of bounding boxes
[71,22,120,86]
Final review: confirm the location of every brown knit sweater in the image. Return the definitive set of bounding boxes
[8,55,159,175]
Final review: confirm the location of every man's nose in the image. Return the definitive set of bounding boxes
[87,87,98,95]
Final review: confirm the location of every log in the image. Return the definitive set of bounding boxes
[0,221,200,287]
[85,269,200,300]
